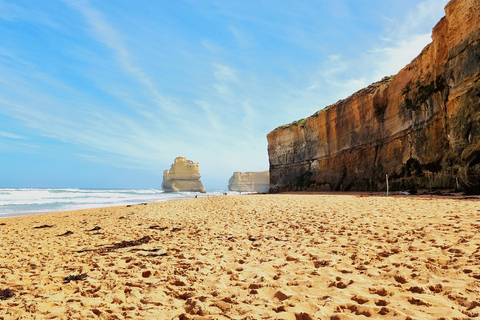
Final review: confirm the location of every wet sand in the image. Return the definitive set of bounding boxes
[1,193,480,319]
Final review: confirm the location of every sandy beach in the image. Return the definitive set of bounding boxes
[1,193,480,319]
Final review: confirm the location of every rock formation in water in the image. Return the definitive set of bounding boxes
[267,0,480,193]
[162,157,206,193]
[228,171,270,193]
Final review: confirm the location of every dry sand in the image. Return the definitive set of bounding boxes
[1,193,480,319]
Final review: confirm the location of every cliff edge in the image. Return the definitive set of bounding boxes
[162,157,206,193]
[267,0,480,193]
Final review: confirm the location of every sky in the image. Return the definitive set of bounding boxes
[0,0,450,189]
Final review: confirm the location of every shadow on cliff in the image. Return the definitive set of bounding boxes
[460,165,480,195]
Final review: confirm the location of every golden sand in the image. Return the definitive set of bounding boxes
[0,194,480,319]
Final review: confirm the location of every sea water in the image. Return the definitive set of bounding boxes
[0,188,233,218]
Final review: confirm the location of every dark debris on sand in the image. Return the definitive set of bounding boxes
[139,252,168,258]
[149,225,168,231]
[0,288,15,300]
[77,236,152,253]
[57,231,74,237]
[130,247,160,252]
[86,226,101,232]
[63,273,88,284]
[33,225,54,229]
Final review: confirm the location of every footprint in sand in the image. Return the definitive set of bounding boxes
[351,295,369,305]
[329,277,354,289]
[369,287,389,297]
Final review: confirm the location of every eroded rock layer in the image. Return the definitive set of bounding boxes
[228,171,270,193]
[267,0,480,193]
[162,157,206,193]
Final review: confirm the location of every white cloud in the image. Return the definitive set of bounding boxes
[368,0,449,79]
[0,131,23,139]
[195,100,222,132]
[370,33,433,79]
[213,63,238,82]
[63,0,177,115]
[202,39,223,53]
[399,0,448,38]
[0,0,454,188]
[229,26,251,47]
[322,55,348,76]
[300,0,449,113]
[0,1,58,27]
[303,54,368,103]
[0,95,168,169]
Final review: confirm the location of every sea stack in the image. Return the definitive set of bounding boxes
[162,157,206,193]
[228,171,270,193]
[267,0,480,193]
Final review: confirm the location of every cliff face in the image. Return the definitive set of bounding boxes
[228,171,270,193]
[162,157,206,193]
[267,0,480,193]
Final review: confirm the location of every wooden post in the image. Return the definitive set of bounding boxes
[426,171,432,194]
[386,174,389,196]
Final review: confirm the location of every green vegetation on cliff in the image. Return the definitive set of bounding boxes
[275,118,307,130]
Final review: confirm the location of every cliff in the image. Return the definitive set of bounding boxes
[228,171,270,193]
[162,157,206,193]
[267,0,480,193]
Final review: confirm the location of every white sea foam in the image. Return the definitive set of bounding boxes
[0,188,234,218]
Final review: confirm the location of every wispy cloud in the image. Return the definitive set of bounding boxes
[0,1,201,172]
[228,26,252,48]
[305,0,449,103]
[398,0,448,38]
[63,0,177,115]
[0,94,165,169]
[194,100,223,132]
[213,63,238,82]
[0,1,58,27]
[370,33,433,79]
[369,0,449,79]
[0,131,23,139]
[0,0,452,188]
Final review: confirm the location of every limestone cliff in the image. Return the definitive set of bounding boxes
[162,157,206,193]
[267,0,480,193]
[228,171,270,193]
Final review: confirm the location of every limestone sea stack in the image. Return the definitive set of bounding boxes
[162,157,206,193]
[267,0,480,193]
[227,171,270,193]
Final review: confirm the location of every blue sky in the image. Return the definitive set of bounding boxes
[0,0,449,189]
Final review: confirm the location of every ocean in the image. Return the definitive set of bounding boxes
[0,188,233,219]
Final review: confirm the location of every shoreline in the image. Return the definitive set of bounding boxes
[0,188,231,220]
[3,190,479,220]
[1,193,480,319]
